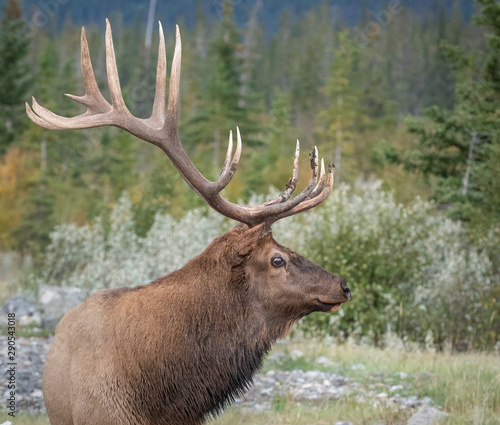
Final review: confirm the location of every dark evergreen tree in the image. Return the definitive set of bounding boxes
[399,0,500,232]
[186,0,260,179]
[317,32,366,182]
[0,0,31,154]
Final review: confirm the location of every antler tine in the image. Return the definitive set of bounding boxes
[26,20,336,229]
[221,130,234,176]
[310,158,326,198]
[65,26,110,113]
[25,101,58,130]
[282,140,301,200]
[264,140,300,206]
[217,127,242,191]
[25,25,112,130]
[166,25,182,124]
[269,161,335,224]
[147,21,167,127]
[266,145,319,209]
[230,144,320,223]
[105,19,127,111]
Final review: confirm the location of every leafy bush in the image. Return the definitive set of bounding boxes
[39,193,226,290]
[37,181,499,349]
[272,180,499,350]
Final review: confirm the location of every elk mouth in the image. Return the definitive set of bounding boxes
[315,299,343,313]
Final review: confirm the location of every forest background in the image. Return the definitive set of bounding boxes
[0,0,499,350]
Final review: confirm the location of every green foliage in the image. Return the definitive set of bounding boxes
[317,31,367,181]
[0,0,31,153]
[35,182,499,350]
[399,0,500,232]
[272,180,499,350]
[13,175,57,256]
[1,2,498,352]
[186,0,261,177]
[1,1,491,251]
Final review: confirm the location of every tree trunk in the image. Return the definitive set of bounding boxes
[144,0,158,70]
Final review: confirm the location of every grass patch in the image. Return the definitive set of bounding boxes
[8,341,500,425]
[0,324,54,338]
[213,400,410,425]
[215,340,500,425]
[1,414,49,424]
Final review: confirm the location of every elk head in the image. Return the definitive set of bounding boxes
[27,20,350,425]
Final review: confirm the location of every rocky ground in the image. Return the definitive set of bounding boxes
[0,336,448,425]
[0,293,449,424]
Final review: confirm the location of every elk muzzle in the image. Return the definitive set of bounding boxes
[314,275,351,313]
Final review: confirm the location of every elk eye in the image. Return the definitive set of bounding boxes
[271,256,286,268]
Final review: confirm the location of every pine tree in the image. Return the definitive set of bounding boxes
[0,0,31,154]
[400,0,500,232]
[186,0,260,179]
[317,32,365,181]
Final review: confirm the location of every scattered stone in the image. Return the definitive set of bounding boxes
[42,315,60,330]
[407,405,449,425]
[38,285,87,318]
[0,295,41,326]
[19,311,43,327]
[422,396,433,405]
[267,351,286,362]
[315,355,335,366]
[1,295,36,317]
[351,363,366,370]
[289,349,304,359]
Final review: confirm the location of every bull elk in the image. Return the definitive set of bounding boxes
[26,20,351,425]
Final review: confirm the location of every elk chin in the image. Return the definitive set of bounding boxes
[314,299,344,313]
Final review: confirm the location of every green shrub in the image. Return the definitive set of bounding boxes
[272,180,499,350]
[37,181,499,349]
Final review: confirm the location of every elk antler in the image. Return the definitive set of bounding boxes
[26,20,335,227]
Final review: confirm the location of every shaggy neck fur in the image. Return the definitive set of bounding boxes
[126,227,294,424]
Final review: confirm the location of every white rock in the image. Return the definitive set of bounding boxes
[18,311,42,326]
[290,349,304,359]
[38,285,87,317]
[316,355,334,366]
[408,405,449,425]
[31,389,43,398]
[351,363,366,370]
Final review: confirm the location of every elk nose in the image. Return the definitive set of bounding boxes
[340,279,351,300]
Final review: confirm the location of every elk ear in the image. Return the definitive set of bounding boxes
[230,223,270,264]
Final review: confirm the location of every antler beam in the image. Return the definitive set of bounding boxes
[26,20,334,227]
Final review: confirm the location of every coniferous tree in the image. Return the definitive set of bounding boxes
[187,0,260,179]
[317,32,366,181]
[0,0,31,153]
[399,0,500,232]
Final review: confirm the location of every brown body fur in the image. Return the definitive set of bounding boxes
[43,225,349,425]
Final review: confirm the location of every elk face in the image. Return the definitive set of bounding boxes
[242,228,350,322]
